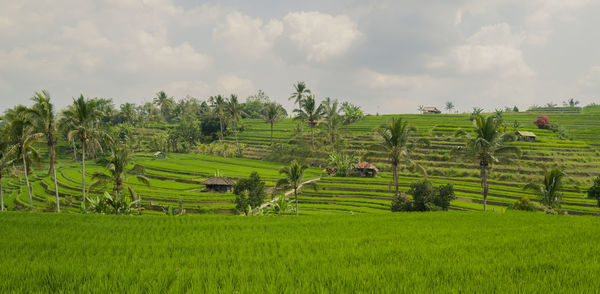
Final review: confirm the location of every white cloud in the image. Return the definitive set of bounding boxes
[429,23,534,78]
[213,11,283,58]
[361,69,432,90]
[215,74,255,97]
[578,66,600,87]
[283,11,360,62]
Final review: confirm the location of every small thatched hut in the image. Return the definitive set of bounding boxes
[202,177,234,193]
[516,131,537,142]
[353,162,379,177]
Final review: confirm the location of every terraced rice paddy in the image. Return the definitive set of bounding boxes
[1,211,599,293]
[230,111,600,215]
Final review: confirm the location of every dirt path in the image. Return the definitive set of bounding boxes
[260,177,321,210]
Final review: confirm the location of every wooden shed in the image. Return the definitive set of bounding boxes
[202,177,234,193]
[516,131,537,142]
[154,151,166,159]
[422,107,441,114]
[353,162,379,177]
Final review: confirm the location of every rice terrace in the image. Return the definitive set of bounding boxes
[2,1,600,293]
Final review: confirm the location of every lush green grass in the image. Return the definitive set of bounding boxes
[0,211,599,293]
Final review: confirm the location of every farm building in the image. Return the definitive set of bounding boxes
[516,131,537,142]
[154,151,166,159]
[202,177,234,193]
[422,107,441,114]
[353,162,379,177]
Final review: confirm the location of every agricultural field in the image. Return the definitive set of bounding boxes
[229,110,600,215]
[1,153,322,214]
[1,211,599,293]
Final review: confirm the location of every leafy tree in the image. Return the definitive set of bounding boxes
[513,106,519,113]
[4,106,42,210]
[454,115,521,211]
[25,90,61,212]
[62,95,106,207]
[445,101,455,113]
[89,145,150,201]
[261,102,286,145]
[546,102,557,108]
[293,95,324,149]
[533,115,550,129]
[233,171,266,214]
[289,81,311,108]
[587,176,600,207]
[372,117,428,196]
[200,115,223,142]
[524,167,566,208]
[153,91,175,122]
[119,102,137,124]
[563,98,580,107]
[341,102,363,125]
[276,160,308,216]
[321,97,343,148]
[391,181,455,212]
[225,94,245,155]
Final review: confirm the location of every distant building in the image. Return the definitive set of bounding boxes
[154,151,166,159]
[422,107,441,114]
[353,162,379,177]
[516,131,537,142]
[202,177,234,193]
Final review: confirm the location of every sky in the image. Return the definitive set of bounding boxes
[1,0,599,114]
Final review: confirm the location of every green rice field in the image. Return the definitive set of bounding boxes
[1,211,599,293]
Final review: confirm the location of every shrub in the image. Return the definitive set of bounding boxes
[511,197,539,211]
[588,176,600,207]
[533,115,550,129]
[234,171,266,214]
[391,181,456,212]
[391,193,413,212]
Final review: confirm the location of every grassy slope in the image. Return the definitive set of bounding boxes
[0,211,599,293]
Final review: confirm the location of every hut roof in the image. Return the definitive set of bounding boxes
[517,131,536,137]
[354,162,379,172]
[202,177,234,186]
[423,107,441,112]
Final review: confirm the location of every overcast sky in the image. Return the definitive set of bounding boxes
[1,0,599,114]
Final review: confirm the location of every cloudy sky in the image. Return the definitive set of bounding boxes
[1,0,599,114]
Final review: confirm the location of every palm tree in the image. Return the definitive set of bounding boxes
[120,103,136,124]
[153,91,174,122]
[372,117,427,196]
[261,102,285,145]
[293,95,324,149]
[225,94,244,154]
[209,95,227,141]
[289,81,311,108]
[524,167,566,208]
[25,90,61,212]
[4,106,42,210]
[563,98,580,107]
[445,101,455,113]
[321,97,343,148]
[62,95,105,207]
[276,159,308,216]
[89,145,150,201]
[0,129,17,211]
[454,115,521,211]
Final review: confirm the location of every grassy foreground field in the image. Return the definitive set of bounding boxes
[1,211,599,293]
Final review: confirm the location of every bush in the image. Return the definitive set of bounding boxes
[391,181,456,212]
[511,197,539,211]
[533,115,550,129]
[588,176,600,207]
[234,171,266,214]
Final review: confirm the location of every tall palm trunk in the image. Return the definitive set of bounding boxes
[22,152,33,210]
[393,164,399,196]
[480,166,488,211]
[219,117,224,142]
[0,174,4,211]
[50,143,60,212]
[81,141,86,207]
[234,122,240,155]
[270,121,274,145]
[294,188,298,216]
[310,126,315,149]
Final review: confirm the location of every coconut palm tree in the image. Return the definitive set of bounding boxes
[153,91,174,122]
[524,167,566,208]
[25,90,61,212]
[372,117,428,196]
[225,94,245,155]
[89,144,150,201]
[276,159,308,216]
[62,95,105,207]
[293,95,324,149]
[289,81,311,108]
[445,101,455,113]
[261,102,285,145]
[0,129,17,211]
[4,106,42,210]
[321,97,343,148]
[209,95,227,141]
[454,115,521,211]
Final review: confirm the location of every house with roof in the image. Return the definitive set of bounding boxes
[422,107,441,114]
[353,162,379,177]
[516,131,537,142]
[202,177,234,193]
